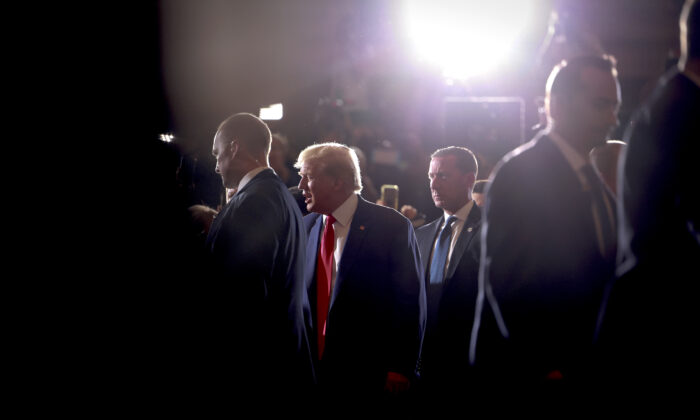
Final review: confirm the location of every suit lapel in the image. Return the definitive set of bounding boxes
[539,135,587,196]
[206,170,274,249]
[306,215,323,281]
[420,218,443,279]
[330,197,370,309]
[445,204,481,279]
[305,214,323,331]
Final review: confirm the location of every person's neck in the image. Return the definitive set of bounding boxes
[240,155,270,174]
[551,126,590,157]
[444,198,471,216]
[326,192,354,215]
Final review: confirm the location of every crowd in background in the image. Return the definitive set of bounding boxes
[140,0,698,415]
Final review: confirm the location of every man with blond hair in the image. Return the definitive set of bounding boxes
[295,142,426,401]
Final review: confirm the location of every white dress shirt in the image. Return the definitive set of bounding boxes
[429,200,475,272]
[323,193,359,291]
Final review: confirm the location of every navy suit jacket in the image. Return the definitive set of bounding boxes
[415,204,482,386]
[304,196,426,393]
[595,69,700,395]
[616,70,700,277]
[205,168,314,392]
[472,134,616,387]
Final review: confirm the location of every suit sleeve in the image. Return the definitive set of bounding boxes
[472,162,536,377]
[620,84,700,269]
[386,218,427,378]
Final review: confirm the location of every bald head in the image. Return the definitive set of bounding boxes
[216,113,272,159]
[545,55,621,155]
[212,113,271,188]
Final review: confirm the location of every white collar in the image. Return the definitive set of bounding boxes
[443,200,474,224]
[237,167,269,192]
[326,193,359,227]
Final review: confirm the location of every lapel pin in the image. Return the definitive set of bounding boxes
[467,227,473,232]
[359,225,365,230]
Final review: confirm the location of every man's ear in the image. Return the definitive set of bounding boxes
[466,172,476,186]
[548,94,567,123]
[465,172,476,191]
[228,140,239,157]
[332,176,345,192]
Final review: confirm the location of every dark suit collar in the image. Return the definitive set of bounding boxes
[216,168,275,218]
[335,196,374,272]
[329,197,373,309]
[417,217,442,277]
[235,167,276,195]
[420,202,481,280]
[429,200,480,235]
[205,168,277,250]
[532,134,586,193]
[445,203,481,279]
[306,213,323,291]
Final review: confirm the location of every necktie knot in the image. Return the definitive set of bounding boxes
[443,215,457,233]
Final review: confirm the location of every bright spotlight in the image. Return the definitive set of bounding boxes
[403,0,533,81]
[259,103,283,120]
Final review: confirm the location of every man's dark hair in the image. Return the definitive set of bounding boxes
[431,146,478,177]
[547,55,618,100]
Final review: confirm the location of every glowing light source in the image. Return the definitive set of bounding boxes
[160,133,174,143]
[403,0,533,81]
[259,103,283,120]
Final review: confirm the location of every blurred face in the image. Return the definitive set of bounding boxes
[212,131,239,189]
[298,160,338,215]
[428,156,474,215]
[557,67,621,151]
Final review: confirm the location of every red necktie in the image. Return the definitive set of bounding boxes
[316,215,336,359]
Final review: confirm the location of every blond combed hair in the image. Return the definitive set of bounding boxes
[295,142,363,193]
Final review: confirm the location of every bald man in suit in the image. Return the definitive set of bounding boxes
[205,113,314,402]
[471,56,621,403]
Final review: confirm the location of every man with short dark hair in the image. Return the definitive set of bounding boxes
[295,142,426,401]
[415,146,482,402]
[471,55,621,398]
[205,112,314,398]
